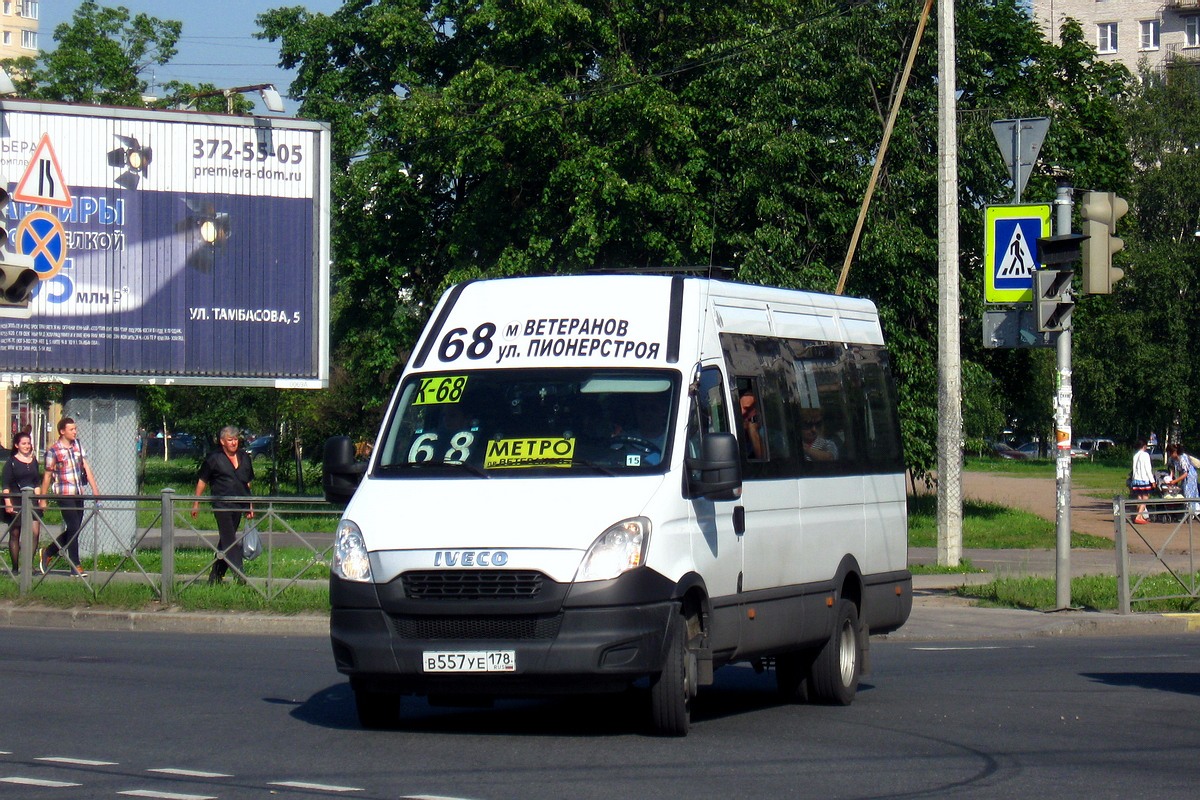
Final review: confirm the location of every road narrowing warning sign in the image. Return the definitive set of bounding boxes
[13,133,73,208]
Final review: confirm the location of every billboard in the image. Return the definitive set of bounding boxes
[0,100,330,388]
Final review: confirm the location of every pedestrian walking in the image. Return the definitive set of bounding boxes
[38,417,99,576]
[2,431,41,573]
[191,426,255,584]
[1130,439,1154,524]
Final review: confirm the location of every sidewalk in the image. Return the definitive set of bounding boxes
[3,548,1197,642]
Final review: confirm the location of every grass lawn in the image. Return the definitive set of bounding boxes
[906,492,1112,550]
[958,573,1200,613]
[963,453,1132,497]
[924,458,1199,611]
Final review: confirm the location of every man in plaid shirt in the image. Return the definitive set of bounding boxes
[38,417,100,577]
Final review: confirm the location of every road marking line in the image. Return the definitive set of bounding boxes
[147,768,232,779]
[37,756,119,766]
[269,780,364,792]
[1,776,83,787]
[119,791,217,800]
[910,645,1020,651]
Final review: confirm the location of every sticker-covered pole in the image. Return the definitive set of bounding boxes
[1053,179,1074,610]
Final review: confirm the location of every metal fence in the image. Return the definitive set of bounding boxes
[1,489,338,602]
[1113,495,1200,614]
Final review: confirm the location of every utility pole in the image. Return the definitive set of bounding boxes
[936,0,962,566]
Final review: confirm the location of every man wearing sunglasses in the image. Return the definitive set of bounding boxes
[800,410,838,462]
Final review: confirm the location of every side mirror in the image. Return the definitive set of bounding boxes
[323,435,367,506]
[685,432,742,500]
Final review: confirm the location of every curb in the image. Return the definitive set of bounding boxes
[879,596,1200,642]
[0,603,329,637]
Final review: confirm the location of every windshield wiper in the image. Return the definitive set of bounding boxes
[569,459,620,476]
[379,460,490,478]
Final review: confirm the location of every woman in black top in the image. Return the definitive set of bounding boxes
[191,426,255,584]
[3,431,42,572]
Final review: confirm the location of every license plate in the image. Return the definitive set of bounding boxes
[422,650,516,673]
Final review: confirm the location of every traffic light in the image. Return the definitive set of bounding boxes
[1035,268,1073,333]
[0,251,37,305]
[0,181,39,314]
[1080,191,1128,294]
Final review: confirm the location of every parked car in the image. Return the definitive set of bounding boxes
[990,441,1030,460]
[142,432,200,458]
[1016,442,1043,457]
[246,434,275,462]
[1075,437,1117,455]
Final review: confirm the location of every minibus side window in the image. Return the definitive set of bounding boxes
[851,346,905,470]
[686,366,731,459]
[792,343,852,474]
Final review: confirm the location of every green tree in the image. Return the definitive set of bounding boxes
[1071,56,1199,444]
[3,0,181,106]
[259,1,1130,477]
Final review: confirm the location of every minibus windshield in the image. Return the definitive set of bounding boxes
[375,368,679,476]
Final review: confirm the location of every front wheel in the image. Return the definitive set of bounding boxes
[649,611,697,736]
[352,680,402,729]
[807,599,861,706]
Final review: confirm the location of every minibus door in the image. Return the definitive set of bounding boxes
[686,364,744,655]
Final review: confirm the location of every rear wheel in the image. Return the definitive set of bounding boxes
[352,680,402,729]
[807,599,861,705]
[649,611,697,736]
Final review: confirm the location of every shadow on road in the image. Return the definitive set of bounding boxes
[286,667,877,735]
[1083,672,1200,697]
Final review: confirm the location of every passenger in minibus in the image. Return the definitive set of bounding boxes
[739,392,765,459]
[800,409,838,461]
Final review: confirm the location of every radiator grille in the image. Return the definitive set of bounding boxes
[402,570,544,599]
[390,614,563,640]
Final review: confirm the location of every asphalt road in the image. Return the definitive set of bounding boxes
[3,627,1199,799]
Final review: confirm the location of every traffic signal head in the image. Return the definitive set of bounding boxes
[0,257,37,303]
[1035,268,1073,333]
[0,250,37,311]
[1080,191,1128,294]
[0,185,38,311]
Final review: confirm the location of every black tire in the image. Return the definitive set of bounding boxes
[807,599,861,706]
[774,650,814,703]
[649,612,696,736]
[352,682,402,729]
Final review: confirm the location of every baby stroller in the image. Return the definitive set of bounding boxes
[1153,470,1185,523]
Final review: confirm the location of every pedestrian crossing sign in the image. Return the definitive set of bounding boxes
[984,203,1052,303]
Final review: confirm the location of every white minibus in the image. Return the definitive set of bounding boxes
[324,273,911,735]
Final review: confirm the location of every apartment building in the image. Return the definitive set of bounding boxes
[1032,0,1200,73]
[0,0,38,62]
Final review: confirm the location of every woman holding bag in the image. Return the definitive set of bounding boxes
[3,431,41,573]
[1166,443,1200,519]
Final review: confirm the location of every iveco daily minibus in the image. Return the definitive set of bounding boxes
[323,273,911,735]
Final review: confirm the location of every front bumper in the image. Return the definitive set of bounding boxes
[330,568,679,696]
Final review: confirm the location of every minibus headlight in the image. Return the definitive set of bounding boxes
[333,519,373,582]
[576,517,650,582]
